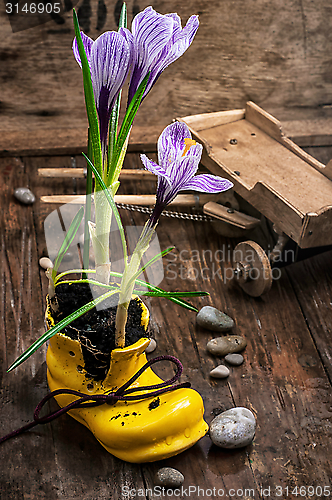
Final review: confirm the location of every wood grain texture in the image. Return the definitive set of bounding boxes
[2,0,332,151]
[1,151,332,498]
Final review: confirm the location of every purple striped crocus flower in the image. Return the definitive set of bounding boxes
[73,31,132,157]
[140,122,233,225]
[121,7,199,104]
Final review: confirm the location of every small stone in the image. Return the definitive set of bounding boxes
[196,306,234,332]
[210,407,256,449]
[14,187,36,205]
[154,467,184,488]
[145,338,157,353]
[210,365,229,378]
[225,353,244,366]
[207,336,247,356]
[39,257,53,269]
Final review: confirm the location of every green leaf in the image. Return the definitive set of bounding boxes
[73,9,102,174]
[107,3,127,178]
[83,129,93,277]
[118,2,127,28]
[126,246,175,290]
[7,289,119,373]
[55,279,120,290]
[52,207,84,281]
[109,73,150,182]
[108,270,204,312]
[83,153,128,266]
[55,268,96,284]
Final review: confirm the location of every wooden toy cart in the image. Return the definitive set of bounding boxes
[179,102,332,297]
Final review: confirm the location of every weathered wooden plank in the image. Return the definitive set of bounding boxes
[285,250,332,381]
[0,156,60,498]
[2,0,332,152]
[2,151,332,499]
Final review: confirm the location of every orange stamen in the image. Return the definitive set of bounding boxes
[182,138,196,156]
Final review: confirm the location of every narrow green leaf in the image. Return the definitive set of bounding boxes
[107,3,128,181]
[107,92,121,177]
[83,129,93,278]
[118,2,127,28]
[108,270,204,312]
[56,279,119,290]
[127,246,175,289]
[7,289,119,373]
[82,153,128,265]
[134,290,209,297]
[110,73,149,181]
[73,9,102,174]
[55,268,96,284]
[52,207,84,281]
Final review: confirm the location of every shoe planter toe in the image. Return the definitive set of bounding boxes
[46,300,208,463]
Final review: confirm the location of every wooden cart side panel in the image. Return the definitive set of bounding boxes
[244,181,304,245]
[300,206,332,248]
[177,109,245,132]
[245,101,332,180]
[245,101,283,141]
[185,127,246,185]
[197,143,305,245]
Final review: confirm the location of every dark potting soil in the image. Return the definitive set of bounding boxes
[50,282,149,381]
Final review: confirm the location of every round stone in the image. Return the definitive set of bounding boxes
[210,407,256,449]
[14,187,36,205]
[145,338,157,353]
[39,257,53,269]
[154,467,184,488]
[196,306,234,332]
[210,365,229,378]
[225,353,244,366]
[207,336,247,356]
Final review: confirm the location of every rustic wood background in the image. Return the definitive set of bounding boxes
[1,0,332,497]
[1,0,332,151]
[1,149,332,498]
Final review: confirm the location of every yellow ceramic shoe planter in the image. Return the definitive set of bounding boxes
[45,298,208,463]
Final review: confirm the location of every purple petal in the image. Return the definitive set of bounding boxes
[119,27,134,67]
[90,31,131,147]
[140,154,172,185]
[91,31,131,108]
[182,174,233,193]
[72,31,93,68]
[168,143,202,189]
[128,7,179,102]
[158,121,192,169]
[155,15,199,74]
[132,7,173,66]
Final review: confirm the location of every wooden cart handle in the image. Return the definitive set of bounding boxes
[38,168,156,181]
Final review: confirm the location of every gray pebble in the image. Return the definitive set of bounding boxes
[225,353,244,366]
[154,467,184,488]
[145,338,157,353]
[39,257,53,269]
[210,407,256,449]
[196,306,234,332]
[14,187,36,205]
[207,336,247,356]
[210,365,229,378]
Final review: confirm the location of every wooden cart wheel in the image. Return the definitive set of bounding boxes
[233,241,272,297]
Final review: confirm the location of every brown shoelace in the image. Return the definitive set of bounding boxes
[0,355,190,445]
